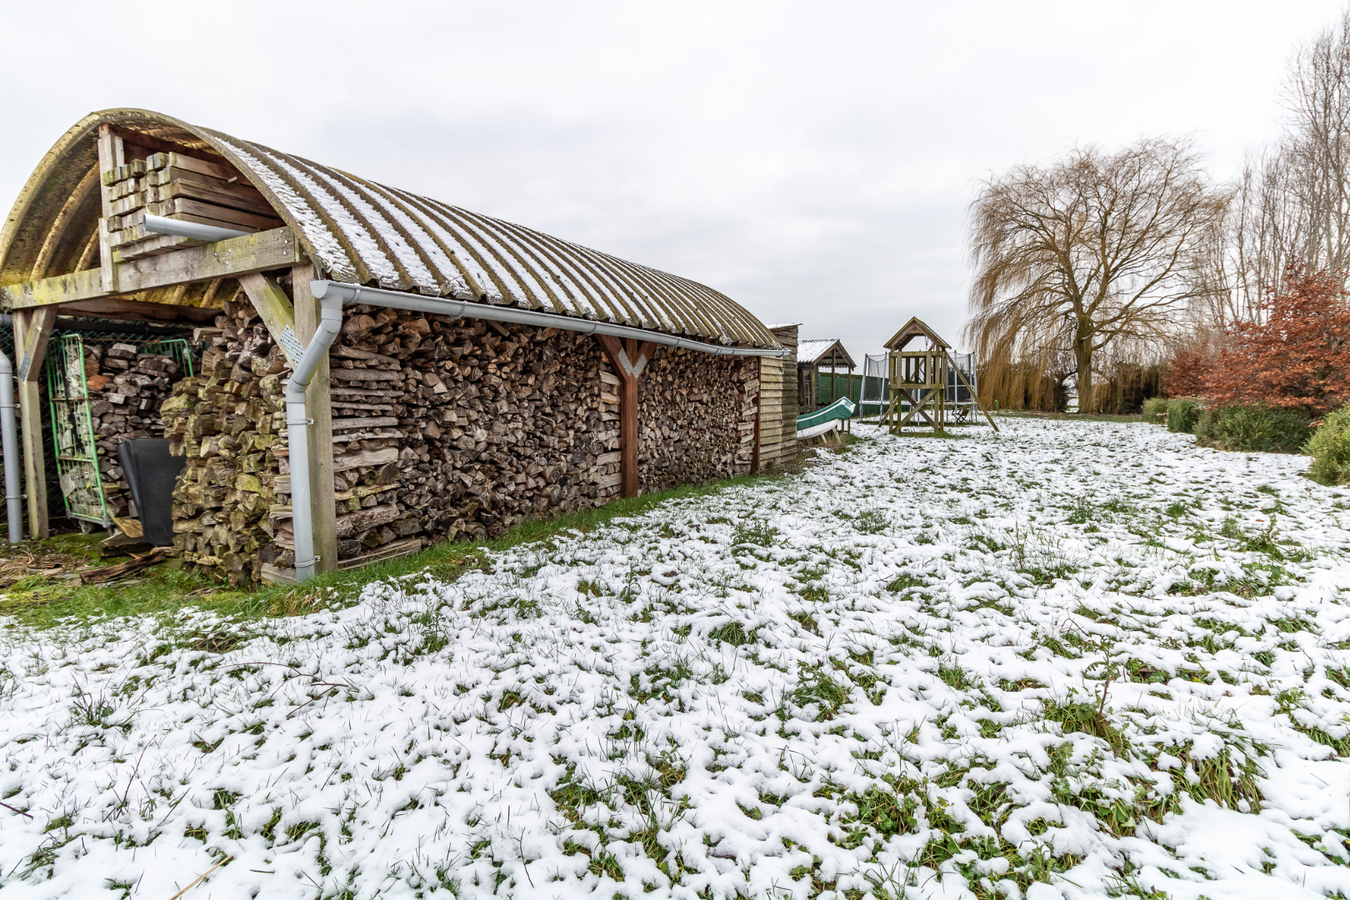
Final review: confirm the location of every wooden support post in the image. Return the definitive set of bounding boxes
[95,125,124,294]
[831,350,838,410]
[292,266,338,574]
[13,307,57,539]
[752,358,762,473]
[597,335,655,499]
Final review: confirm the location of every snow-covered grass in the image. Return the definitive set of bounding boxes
[2,419,1349,900]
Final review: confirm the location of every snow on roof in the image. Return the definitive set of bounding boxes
[797,338,857,368]
[1,109,780,350]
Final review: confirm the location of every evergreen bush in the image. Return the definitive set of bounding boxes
[1200,405,1312,453]
[1305,404,1350,484]
[1142,397,1168,424]
[1167,399,1200,433]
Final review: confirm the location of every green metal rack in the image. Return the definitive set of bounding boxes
[45,335,194,528]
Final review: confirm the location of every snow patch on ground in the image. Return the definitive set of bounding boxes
[2,419,1349,899]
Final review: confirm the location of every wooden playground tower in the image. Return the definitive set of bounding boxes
[882,317,997,434]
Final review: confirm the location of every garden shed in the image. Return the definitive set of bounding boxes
[796,338,855,411]
[0,109,793,585]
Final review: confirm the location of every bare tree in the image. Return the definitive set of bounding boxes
[1229,9,1350,313]
[965,138,1229,413]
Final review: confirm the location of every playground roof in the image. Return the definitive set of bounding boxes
[797,338,856,368]
[884,317,950,351]
[1,109,780,349]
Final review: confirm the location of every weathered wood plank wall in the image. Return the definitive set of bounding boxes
[759,325,799,470]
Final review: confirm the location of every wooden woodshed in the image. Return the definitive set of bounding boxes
[796,338,856,411]
[0,109,796,585]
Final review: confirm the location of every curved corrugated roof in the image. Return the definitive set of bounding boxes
[1,109,779,349]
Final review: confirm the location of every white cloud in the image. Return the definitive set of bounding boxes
[2,0,1343,359]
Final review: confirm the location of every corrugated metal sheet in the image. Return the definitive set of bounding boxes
[0,110,780,350]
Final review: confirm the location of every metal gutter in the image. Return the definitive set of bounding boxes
[309,281,789,358]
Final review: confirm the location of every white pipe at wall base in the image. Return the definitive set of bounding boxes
[285,297,343,581]
[0,353,22,543]
[310,281,790,359]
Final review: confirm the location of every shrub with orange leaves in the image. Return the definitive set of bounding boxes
[1165,348,1210,398]
[1209,267,1350,419]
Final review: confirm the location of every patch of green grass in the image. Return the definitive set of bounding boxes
[708,621,757,647]
[886,573,924,593]
[3,471,781,629]
[1044,700,1129,755]
[938,663,973,691]
[732,519,778,547]
[792,670,851,721]
[853,509,889,534]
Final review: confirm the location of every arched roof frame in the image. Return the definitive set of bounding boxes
[1,109,779,349]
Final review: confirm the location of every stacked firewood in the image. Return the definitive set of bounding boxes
[166,297,626,585]
[79,343,184,518]
[163,297,289,586]
[103,151,283,260]
[165,288,762,586]
[637,350,759,491]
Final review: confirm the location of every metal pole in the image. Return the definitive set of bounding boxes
[0,352,21,543]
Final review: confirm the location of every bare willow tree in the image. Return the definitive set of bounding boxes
[965,138,1229,413]
[1230,8,1350,313]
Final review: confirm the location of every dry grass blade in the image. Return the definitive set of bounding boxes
[166,856,232,900]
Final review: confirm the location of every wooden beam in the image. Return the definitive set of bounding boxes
[238,273,299,364]
[59,297,221,324]
[106,124,218,161]
[96,126,124,294]
[596,335,655,499]
[13,307,57,539]
[293,266,339,574]
[1,226,301,310]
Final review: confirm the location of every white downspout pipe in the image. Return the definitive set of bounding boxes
[142,214,250,243]
[0,353,21,543]
[285,296,343,581]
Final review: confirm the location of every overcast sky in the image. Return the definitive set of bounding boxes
[4,1,1347,361]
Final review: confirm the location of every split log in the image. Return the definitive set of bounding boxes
[81,548,169,584]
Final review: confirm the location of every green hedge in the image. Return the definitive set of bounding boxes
[1195,404,1312,454]
[1142,397,1168,424]
[1305,404,1350,484]
[1167,399,1200,433]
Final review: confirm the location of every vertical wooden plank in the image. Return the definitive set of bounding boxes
[291,265,339,574]
[596,336,652,500]
[95,126,124,294]
[13,307,56,540]
[620,364,638,498]
[751,358,762,473]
